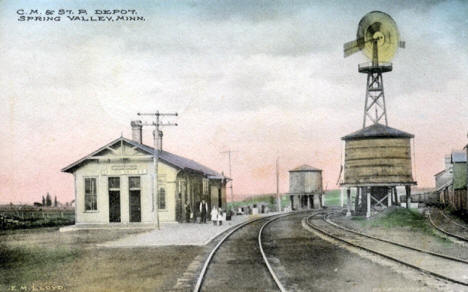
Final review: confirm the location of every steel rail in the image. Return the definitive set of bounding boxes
[438,209,468,230]
[428,210,468,242]
[325,212,468,264]
[304,213,468,287]
[193,213,285,292]
[258,213,310,292]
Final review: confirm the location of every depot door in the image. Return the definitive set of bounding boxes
[108,177,121,223]
[109,191,121,222]
[129,191,141,222]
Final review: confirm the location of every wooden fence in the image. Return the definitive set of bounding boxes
[440,189,468,211]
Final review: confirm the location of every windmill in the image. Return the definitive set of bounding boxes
[340,11,416,217]
[344,11,405,128]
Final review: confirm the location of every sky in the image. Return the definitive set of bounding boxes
[0,0,467,204]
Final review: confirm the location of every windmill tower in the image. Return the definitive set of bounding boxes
[340,11,416,217]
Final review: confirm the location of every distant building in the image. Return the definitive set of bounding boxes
[434,150,467,207]
[62,122,228,225]
[288,164,323,210]
[452,151,467,190]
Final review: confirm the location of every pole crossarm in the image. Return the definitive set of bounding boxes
[138,112,178,117]
[136,110,178,230]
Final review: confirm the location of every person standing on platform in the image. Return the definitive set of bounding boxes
[211,206,218,226]
[199,199,208,224]
[185,203,191,223]
[217,208,224,226]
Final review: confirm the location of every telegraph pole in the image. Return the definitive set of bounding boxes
[221,150,236,205]
[276,157,281,212]
[137,111,178,229]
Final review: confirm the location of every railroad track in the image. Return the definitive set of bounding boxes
[304,211,468,287]
[439,210,468,230]
[428,208,468,242]
[194,213,298,292]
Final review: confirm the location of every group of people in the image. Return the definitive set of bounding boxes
[184,199,226,226]
[209,205,226,226]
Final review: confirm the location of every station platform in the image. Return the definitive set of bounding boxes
[97,213,279,247]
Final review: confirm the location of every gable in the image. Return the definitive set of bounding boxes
[92,140,149,159]
[62,137,154,173]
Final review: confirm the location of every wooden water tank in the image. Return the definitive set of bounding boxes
[342,124,416,185]
[289,165,323,194]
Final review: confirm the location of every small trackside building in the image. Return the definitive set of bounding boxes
[288,164,323,210]
[62,135,228,226]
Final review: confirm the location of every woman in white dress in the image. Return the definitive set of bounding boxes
[210,206,219,226]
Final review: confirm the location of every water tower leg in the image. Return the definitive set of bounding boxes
[354,188,360,214]
[340,188,345,207]
[366,190,371,218]
[405,185,411,209]
[346,189,351,217]
[388,188,392,207]
[361,187,367,213]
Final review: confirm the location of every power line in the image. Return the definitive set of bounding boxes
[137,111,178,229]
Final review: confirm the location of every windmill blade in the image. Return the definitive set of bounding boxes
[343,37,365,57]
[355,11,401,62]
[399,41,406,48]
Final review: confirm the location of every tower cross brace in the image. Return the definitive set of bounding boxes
[362,70,388,128]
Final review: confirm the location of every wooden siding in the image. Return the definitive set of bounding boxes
[453,162,467,190]
[289,171,322,194]
[343,138,414,185]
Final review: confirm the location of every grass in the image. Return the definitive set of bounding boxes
[368,208,432,232]
[323,190,341,206]
[352,208,454,247]
[323,189,358,207]
[358,208,450,244]
[0,243,81,286]
[0,227,202,291]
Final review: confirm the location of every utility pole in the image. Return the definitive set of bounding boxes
[276,157,281,212]
[137,111,178,229]
[221,150,236,205]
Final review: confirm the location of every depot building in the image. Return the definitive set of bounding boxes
[62,121,228,225]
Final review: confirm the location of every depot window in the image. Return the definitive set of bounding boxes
[159,187,166,210]
[84,177,97,211]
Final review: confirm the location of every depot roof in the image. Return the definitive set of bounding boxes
[62,136,228,180]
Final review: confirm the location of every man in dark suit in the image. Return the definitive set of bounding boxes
[199,199,208,224]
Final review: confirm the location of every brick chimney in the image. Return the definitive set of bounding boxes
[131,120,143,144]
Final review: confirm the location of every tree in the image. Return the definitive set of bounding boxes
[42,196,45,206]
[46,193,52,207]
[54,196,58,207]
